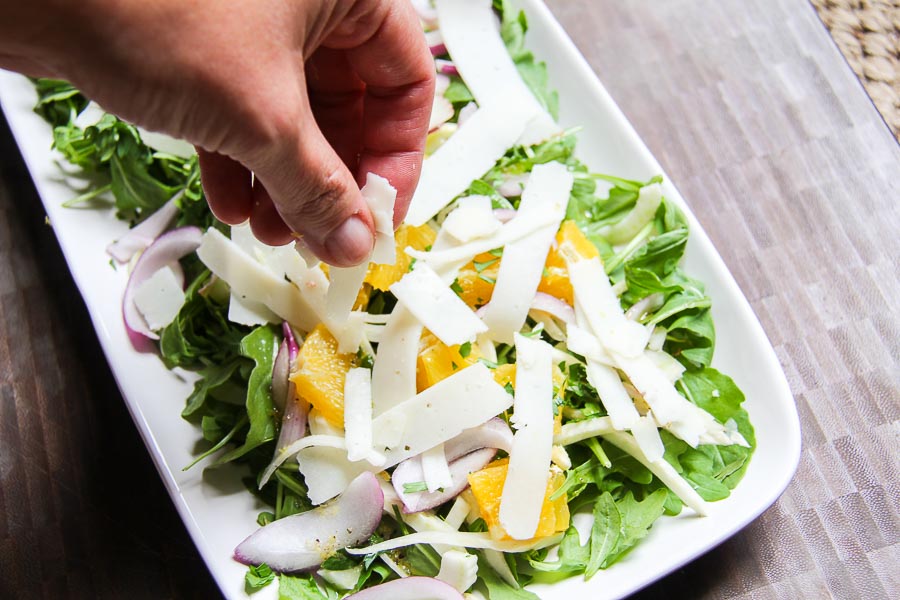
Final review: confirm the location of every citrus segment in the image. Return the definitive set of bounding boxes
[289,324,354,428]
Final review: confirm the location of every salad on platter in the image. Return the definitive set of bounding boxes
[30,0,756,598]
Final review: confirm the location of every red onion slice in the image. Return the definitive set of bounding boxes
[531,292,576,325]
[434,58,460,76]
[425,30,447,56]
[122,226,202,343]
[234,472,383,572]
[347,577,464,600]
[282,322,300,362]
[107,190,182,264]
[394,448,496,513]
[271,340,292,412]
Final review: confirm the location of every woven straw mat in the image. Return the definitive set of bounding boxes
[811,0,900,138]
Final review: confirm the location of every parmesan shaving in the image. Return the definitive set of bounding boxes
[344,367,374,462]
[371,363,513,468]
[325,173,397,328]
[390,262,487,346]
[442,195,502,243]
[584,360,640,430]
[568,255,650,358]
[405,100,536,226]
[421,444,454,493]
[630,413,665,463]
[480,162,571,343]
[196,228,319,331]
[500,334,554,540]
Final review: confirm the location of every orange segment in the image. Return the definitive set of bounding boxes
[538,220,599,304]
[289,324,354,428]
[365,224,437,291]
[467,459,569,540]
[453,251,501,309]
[416,331,481,392]
[492,363,516,388]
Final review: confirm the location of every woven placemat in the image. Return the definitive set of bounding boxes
[810,0,900,137]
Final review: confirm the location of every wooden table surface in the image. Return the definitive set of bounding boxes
[1,0,898,598]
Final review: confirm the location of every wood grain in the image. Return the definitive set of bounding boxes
[1,0,898,598]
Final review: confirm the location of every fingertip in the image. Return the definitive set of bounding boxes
[197,149,253,225]
[249,183,294,246]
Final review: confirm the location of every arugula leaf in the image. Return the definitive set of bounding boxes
[32,78,89,127]
[278,574,336,600]
[586,492,621,578]
[477,553,540,600]
[160,270,249,370]
[245,563,275,593]
[497,0,559,119]
[527,527,589,583]
[444,76,475,105]
[216,325,278,463]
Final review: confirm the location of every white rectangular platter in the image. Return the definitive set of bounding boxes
[0,1,801,598]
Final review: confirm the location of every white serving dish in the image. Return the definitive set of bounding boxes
[0,1,800,598]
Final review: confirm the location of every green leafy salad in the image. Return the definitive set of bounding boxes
[31,1,755,598]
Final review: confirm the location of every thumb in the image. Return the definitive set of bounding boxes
[248,109,375,267]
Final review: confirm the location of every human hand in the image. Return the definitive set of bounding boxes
[0,0,434,266]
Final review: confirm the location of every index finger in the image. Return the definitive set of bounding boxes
[331,1,435,226]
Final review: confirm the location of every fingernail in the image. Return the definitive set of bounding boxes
[324,216,374,266]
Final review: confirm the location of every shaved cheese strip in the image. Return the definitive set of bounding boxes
[326,174,397,325]
[405,100,536,226]
[325,261,369,326]
[613,351,747,448]
[365,173,398,265]
[435,0,560,145]
[646,349,686,383]
[196,228,319,331]
[602,430,708,516]
[601,183,663,245]
[372,305,422,416]
[585,360,640,430]
[258,435,348,488]
[344,368,374,462]
[407,202,562,270]
[631,413,665,462]
[421,444,453,493]
[297,446,373,505]
[228,293,278,326]
[391,262,487,346]
[565,323,614,366]
[264,245,367,351]
[347,530,564,555]
[441,195,502,243]
[133,266,185,331]
[500,334,554,540]
[480,163,571,343]
[568,256,650,357]
[372,363,513,468]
